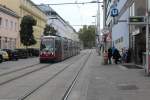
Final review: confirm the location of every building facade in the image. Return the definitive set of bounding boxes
[39,4,79,41]
[0,4,19,49]
[104,0,129,50]
[0,0,47,48]
[104,0,147,64]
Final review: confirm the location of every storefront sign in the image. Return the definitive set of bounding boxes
[129,16,146,24]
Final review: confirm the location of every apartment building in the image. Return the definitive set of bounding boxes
[0,4,19,49]
[0,0,47,48]
[39,4,79,41]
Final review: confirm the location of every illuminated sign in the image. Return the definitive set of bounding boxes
[129,16,146,24]
[110,8,118,17]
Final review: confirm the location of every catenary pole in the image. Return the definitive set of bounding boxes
[146,0,150,75]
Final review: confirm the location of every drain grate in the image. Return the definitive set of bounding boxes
[117,84,138,90]
[122,65,143,69]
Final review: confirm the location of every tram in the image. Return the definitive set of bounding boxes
[39,36,80,63]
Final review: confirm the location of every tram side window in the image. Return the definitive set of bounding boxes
[64,41,68,51]
[55,40,61,53]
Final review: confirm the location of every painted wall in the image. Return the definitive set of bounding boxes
[0,0,47,48]
[112,9,129,50]
[112,0,129,51]
[0,9,19,49]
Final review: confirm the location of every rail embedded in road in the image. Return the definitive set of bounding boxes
[19,53,88,100]
[62,51,92,100]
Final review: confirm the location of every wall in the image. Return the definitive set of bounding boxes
[1,0,47,48]
[112,9,129,50]
[0,9,19,49]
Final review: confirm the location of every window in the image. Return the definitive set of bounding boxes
[15,23,17,31]
[5,19,8,28]
[11,21,13,30]
[5,37,7,43]
[0,17,2,27]
[0,37,1,49]
[129,2,135,16]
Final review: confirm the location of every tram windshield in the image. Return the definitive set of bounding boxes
[40,38,54,52]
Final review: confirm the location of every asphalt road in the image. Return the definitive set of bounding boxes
[0,49,150,100]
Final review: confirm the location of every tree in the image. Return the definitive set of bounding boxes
[78,25,96,48]
[43,24,57,36]
[20,15,37,47]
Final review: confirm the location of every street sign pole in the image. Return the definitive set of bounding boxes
[145,0,150,75]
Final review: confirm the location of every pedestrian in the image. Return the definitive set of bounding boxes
[127,48,131,63]
[103,50,108,64]
[122,48,127,63]
[108,47,112,64]
[112,48,121,64]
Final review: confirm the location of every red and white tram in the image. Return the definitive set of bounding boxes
[39,36,80,63]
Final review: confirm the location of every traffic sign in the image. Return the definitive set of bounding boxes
[110,8,118,17]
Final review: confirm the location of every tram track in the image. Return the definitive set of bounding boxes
[62,51,92,100]
[0,64,51,86]
[18,53,88,100]
[0,53,85,87]
[0,63,40,77]
[0,52,87,100]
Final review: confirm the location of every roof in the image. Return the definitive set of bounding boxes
[38,4,76,33]
[0,4,19,18]
[29,0,47,15]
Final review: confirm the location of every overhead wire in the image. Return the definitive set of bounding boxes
[75,0,83,29]
[35,1,103,6]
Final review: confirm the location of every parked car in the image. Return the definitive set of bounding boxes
[0,54,3,63]
[0,49,9,61]
[2,49,18,60]
[27,48,39,57]
[15,49,28,59]
[33,48,40,57]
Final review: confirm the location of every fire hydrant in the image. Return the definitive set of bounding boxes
[103,50,108,64]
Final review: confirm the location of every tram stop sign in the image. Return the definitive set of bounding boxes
[110,8,118,17]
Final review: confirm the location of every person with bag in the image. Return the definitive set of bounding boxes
[112,48,121,64]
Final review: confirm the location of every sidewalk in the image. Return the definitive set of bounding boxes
[86,50,150,100]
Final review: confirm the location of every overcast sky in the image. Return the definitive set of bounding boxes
[32,0,103,31]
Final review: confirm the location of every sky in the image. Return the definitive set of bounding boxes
[32,0,103,32]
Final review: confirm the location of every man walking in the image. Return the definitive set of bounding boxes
[108,47,112,64]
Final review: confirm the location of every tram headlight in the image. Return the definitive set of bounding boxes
[43,52,46,55]
[51,52,54,55]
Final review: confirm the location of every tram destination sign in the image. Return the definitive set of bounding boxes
[128,16,146,25]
